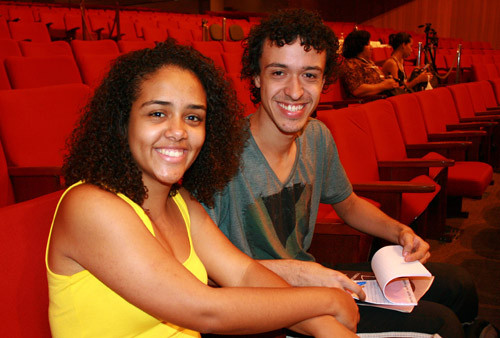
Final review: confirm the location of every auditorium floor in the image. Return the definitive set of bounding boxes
[428,173,500,329]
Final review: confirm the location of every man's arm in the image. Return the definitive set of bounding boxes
[332,192,431,263]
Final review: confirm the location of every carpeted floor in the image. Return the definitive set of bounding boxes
[428,173,500,329]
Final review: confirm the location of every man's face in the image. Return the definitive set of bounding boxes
[254,39,326,135]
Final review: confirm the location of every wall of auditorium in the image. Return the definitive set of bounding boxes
[363,0,500,49]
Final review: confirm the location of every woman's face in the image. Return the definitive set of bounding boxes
[402,38,413,58]
[359,43,372,60]
[128,65,207,189]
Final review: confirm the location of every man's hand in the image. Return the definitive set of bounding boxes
[259,259,366,300]
[398,228,431,263]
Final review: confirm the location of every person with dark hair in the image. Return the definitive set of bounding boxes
[382,32,432,91]
[204,9,479,338]
[340,30,399,97]
[46,40,361,337]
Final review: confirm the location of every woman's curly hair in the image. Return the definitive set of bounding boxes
[241,8,340,104]
[342,30,371,59]
[63,39,248,207]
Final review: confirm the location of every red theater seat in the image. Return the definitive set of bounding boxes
[18,40,73,57]
[0,190,63,338]
[8,21,51,43]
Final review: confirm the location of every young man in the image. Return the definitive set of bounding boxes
[205,9,477,337]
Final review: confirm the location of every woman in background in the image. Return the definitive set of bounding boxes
[340,30,399,97]
[382,32,432,91]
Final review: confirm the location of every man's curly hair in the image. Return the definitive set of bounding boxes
[241,8,340,104]
[63,39,248,207]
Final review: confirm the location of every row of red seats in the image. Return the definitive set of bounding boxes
[316,82,499,244]
[0,38,258,114]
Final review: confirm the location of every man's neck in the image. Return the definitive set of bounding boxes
[249,108,299,183]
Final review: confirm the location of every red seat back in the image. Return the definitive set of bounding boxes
[0,84,90,167]
[0,139,15,207]
[8,21,51,42]
[5,55,82,89]
[446,84,477,119]
[360,99,408,161]
[387,94,429,144]
[0,191,63,338]
[317,107,380,182]
[19,40,73,57]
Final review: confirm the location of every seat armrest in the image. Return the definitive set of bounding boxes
[428,130,487,140]
[352,181,435,193]
[460,115,500,122]
[475,110,500,116]
[378,158,454,168]
[446,121,497,131]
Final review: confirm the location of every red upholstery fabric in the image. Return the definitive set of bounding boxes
[75,53,117,89]
[117,40,156,53]
[141,26,167,43]
[8,21,51,43]
[0,140,15,207]
[167,27,193,45]
[19,40,73,57]
[0,84,91,167]
[192,40,224,54]
[447,83,482,119]
[0,60,11,90]
[222,51,243,74]
[5,55,82,89]
[71,39,119,57]
[388,94,430,144]
[226,72,255,117]
[477,80,499,107]
[361,99,408,161]
[0,16,11,39]
[0,190,63,338]
[0,38,22,59]
[221,41,244,53]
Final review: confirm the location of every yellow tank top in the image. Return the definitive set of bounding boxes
[46,182,208,338]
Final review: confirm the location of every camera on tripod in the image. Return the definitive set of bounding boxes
[419,23,439,47]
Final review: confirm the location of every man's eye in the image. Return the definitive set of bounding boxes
[304,73,317,79]
[150,111,165,117]
[272,70,284,76]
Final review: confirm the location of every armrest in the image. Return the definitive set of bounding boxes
[406,141,471,161]
[352,181,435,193]
[8,166,63,203]
[475,110,500,116]
[321,98,364,105]
[316,102,348,110]
[486,107,500,111]
[428,130,487,140]
[378,158,454,167]
[378,158,453,181]
[358,94,387,103]
[406,141,472,151]
[446,121,497,131]
[460,115,500,122]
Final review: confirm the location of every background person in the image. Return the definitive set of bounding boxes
[46,41,360,338]
[382,32,433,91]
[340,29,400,97]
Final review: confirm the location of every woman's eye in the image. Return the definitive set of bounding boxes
[186,115,202,122]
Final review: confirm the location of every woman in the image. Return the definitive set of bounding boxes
[340,30,399,98]
[45,41,361,337]
[382,32,432,91]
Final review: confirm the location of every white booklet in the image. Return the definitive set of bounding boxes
[352,245,434,313]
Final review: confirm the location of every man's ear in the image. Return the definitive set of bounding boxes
[254,75,261,88]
